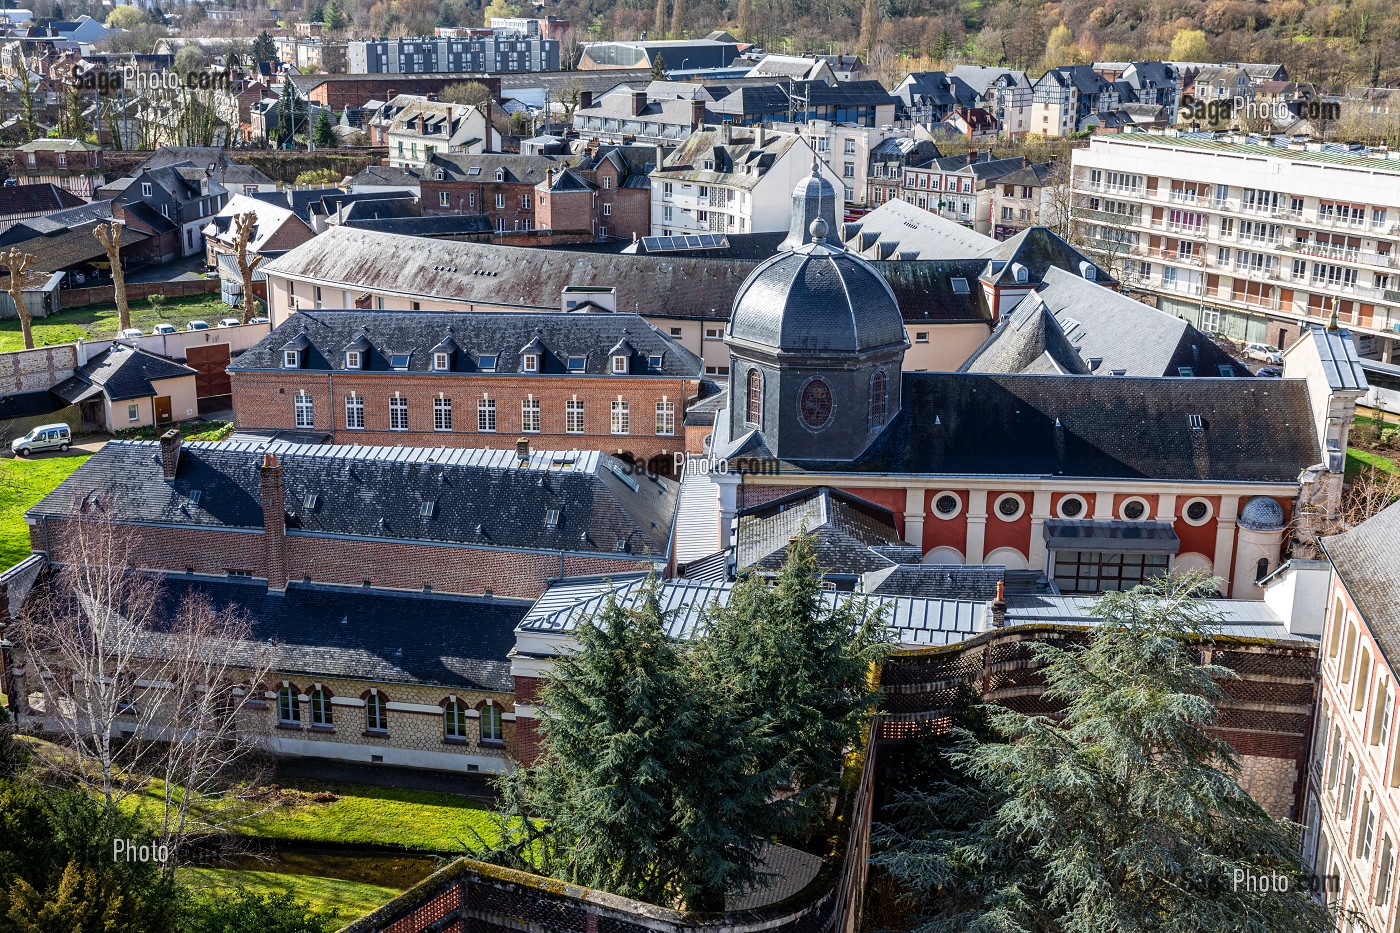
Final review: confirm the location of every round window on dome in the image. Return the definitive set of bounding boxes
[1058,495,1086,518]
[798,378,834,430]
[1182,498,1213,526]
[932,492,962,519]
[1121,497,1150,521]
[994,494,1024,521]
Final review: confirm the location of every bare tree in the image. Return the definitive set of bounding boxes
[1,247,42,350]
[12,504,275,879]
[1339,466,1400,530]
[233,212,264,323]
[94,223,131,333]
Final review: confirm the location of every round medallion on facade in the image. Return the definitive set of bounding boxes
[799,377,835,430]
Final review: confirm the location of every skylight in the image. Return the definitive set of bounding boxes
[390,353,411,370]
[567,356,587,371]
[420,501,435,518]
[303,493,318,510]
[545,508,561,529]
[950,277,970,294]
[189,489,202,505]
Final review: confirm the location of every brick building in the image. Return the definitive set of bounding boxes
[10,139,104,198]
[420,153,567,233]
[228,309,704,469]
[535,145,654,242]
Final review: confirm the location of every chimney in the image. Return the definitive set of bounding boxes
[690,98,705,128]
[1021,154,1029,167]
[160,429,181,481]
[516,437,530,464]
[578,90,593,109]
[654,143,665,170]
[987,580,1007,628]
[632,89,647,115]
[260,453,288,592]
[755,124,767,147]
[967,148,977,164]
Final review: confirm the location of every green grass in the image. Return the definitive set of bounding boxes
[179,867,400,918]
[0,293,230,352]
[0,453,90,568]
[114,420,234,442]
[1348,448,1400,479]
[235,782,501,853]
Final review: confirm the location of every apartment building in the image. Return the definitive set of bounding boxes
[1306,498,1400,930]
[868,150,1049,237]
[649,124,836,236]
[348,33,559,74]
[1072,132,1400,361]
[768,120,904,205]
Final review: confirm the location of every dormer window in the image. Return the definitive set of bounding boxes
[390,353,411,370]
[283,349,299,368]
[567,355,586,372]
[495,167,505,182]
[522,353,539,372]
[611,354,628,374]
[434,351,451,371]
[345,350,362,369]
[648,354,663,369]
[142,182,152,197]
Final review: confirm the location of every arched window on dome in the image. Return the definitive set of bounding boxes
[869,370,887,428]
[746,368,762,427]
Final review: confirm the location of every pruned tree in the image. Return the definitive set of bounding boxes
[93,222,131,332]
[668,0,685,41]
[233,212,264,323]
[859,0,882,53]
[12,503,275,879]
[872,574,1343,933]
[1,247,41,350]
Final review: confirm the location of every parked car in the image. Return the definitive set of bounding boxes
[217,318,241,328]
[248,317,270,325]
[1244,342,1283,364]
[12,423,71,456]
[186,320,211,331]
[119,328,144,339]
[1255,366,1284,378]
[152,323,178,335]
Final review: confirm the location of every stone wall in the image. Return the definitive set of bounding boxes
[0,344,77,395]
[1238,754,1300,820]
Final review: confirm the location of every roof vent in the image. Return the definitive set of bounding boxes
[475,522,485,535]
[1188,413,1204,431]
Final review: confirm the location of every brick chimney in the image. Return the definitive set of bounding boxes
[967,148,977,164]
[577,90,593,110]
[632,89,647,115]
[987,580,1007,628]
[690,98,705,129]
[260,453,288,592]
[516,437,530,464]
[160,429,181,481]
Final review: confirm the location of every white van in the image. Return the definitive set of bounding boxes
[12,423,71,456]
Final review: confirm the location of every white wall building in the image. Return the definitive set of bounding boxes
[1072,131,1400,361]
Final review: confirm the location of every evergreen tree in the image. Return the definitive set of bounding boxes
[251,30,276,64]
[311,107,336,149]
[696,535,888,829]
[871,576,1339,933]
[322,0,346,29]
[277,76,307,146]
[650,51,667,80]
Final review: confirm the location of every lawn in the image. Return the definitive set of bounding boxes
[180,867,401,918]
[0,453,90,568]
[235,782,502,854]
[1348,414,1400,479]
[0,293,231,352]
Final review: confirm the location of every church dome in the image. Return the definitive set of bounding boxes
[1238,496,1286,531]
[779,160,841,251]
[728,226,907,355]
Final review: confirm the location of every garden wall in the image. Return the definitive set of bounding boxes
[59,279,220,310]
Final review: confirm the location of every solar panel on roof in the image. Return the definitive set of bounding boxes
[640,233,730,252]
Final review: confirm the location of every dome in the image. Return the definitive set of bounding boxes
[1238,496,1286,531]
[727,236,908,355]
[779,158,841,251]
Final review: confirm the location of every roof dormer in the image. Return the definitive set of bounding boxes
[343,333,371,369]
[430,336,460,372]
[520,335,547,373]
[608,338,633,374]
[281,331,310,369]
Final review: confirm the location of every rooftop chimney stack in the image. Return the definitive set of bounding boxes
[516,437,531,465]
[260,453,288,592]
[160,429,181,482]
[987,580,1007,628]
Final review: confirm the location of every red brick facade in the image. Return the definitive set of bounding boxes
[230,371,703,468]
[420,177,539,232]
[535,158,650,241]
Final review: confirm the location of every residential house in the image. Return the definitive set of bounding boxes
[52,344,199,431]
[768,120,905,206]
[865,137,941,207]
[420,152,566,233]
[942,107,998,143]
[104,163,230,257]
[990,160,1057,239]
[9,138,103,197]
[203,193,317,291]
[894,151,1046,236]
[570,85,708,147]
[383,97,502,170]
[1029,66,1119,136]
[0,183,81,234]
[950,66,1033,138]
[228,309,703,467]
[535,144,655,241]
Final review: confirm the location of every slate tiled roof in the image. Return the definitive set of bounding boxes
[656,126,804,189]
[31,442,679,560]
[983,227,1115,287]
[154,576,523,692]
[1321,501,1400,668]
[52,344,195,403]
[723,372,1319,482]
[861,564,1002,600]
[340,215,493,237]
[0,220,149,273]
[231,309,701,377]
[0,182,82,217]
[962,297,1089,375]
[841,198,996,261]
[427,152,568,185]
[734,486,906,575]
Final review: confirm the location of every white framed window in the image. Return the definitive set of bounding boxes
[345,394,364,429]
[344,350,362,369]
[522,398,541,432]
[127,403,139,422]
[141,182,152,197]
[993,493,1025,522]
[389,396,408,431]
[444,699,468,740]
[931,491,963,520]
[283,350,299,368]
[294,391,314,428]
[611,399,629,434]
[433,351,450,371]
[603,202,612,216]
[521,194,530,209]
[1359,794,1377,861]
[655,401,674,435]
[365,692,388,733]
[434,396,453,431]
[1056,494,1089,519]
[477,397,496,432]
[565,399,584,433]
[278,685,299,724]
[522,353,538,372]
[1181,497,1213,526]
[439,191,450,207]
[310,688,333,728]
[495,193,504,209]
[480,702,503,743]
[611,354,628,374]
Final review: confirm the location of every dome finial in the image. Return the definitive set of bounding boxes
[809,216,828,242]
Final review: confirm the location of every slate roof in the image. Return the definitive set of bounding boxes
[840,198,996,260]
[30,442,680,560]
[340,215,494,237]
[153,576,523,692]
[861,564,1002,600]
[734,486,907,575]
[0,220,149,273]
[983,227,1115,287]
[231,309,702,377]
[966,267,1248,377]
[347,165,421,189]
[15,138,99,152]
[877,259,992,324]
[333,197,420,223]
[427,152,568,185]
[0,183,82,217]
[0,199,115,245]
[716,371,1320,482]
[655,126,804,190]
[52,344,196,403]
[1321,501,1400,668]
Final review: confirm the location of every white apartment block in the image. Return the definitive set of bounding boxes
[1072,132,1400,361]
[769,120,906,206]
[650,125,838,237]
